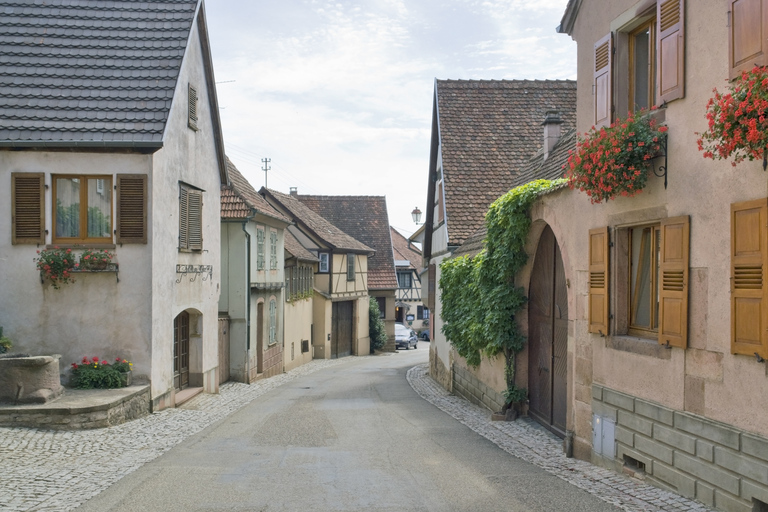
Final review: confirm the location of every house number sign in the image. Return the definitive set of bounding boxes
[175,264,213,283]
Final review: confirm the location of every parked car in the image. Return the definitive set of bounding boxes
[395,323,418,350]
[419,330,430,341]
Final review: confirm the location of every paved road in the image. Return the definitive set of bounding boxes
[76,345,618,512]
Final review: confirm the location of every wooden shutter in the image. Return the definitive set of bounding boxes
[658,216,689,348]
[187,190,203,251]
[589,227,609,334]
[11,172,45,245]
[427,263,436,310]
[729,0,768,80]
[179,186,189,249]
[116,174,147,244]
[657,0,685,103]
[731,198,768,358]
[188,84,198,131]
[594,33,613,128]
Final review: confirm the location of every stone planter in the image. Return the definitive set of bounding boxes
[120,371,132,387]
[0,354,63,404]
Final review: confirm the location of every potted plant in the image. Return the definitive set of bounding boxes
[79,248,114,270]
[697,65,768,169]
[34,247,77,289]
[565,108,668,203]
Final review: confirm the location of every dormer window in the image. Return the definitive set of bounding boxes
[318,253,329,273]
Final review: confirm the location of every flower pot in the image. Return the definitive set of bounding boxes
[120,371,132,387]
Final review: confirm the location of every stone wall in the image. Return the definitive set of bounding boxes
[0,386,150,430]
[452,363,505,413]
[592,384,768,512]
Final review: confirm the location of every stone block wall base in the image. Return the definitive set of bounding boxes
[0,386,150,430]
[452,363,505,413]
[593,384,768,512]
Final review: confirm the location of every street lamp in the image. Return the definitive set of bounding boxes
[411,206,423,225]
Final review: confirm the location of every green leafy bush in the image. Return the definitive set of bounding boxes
[440,179,565,406]
[369,297,387,351]
[70,356,132,389]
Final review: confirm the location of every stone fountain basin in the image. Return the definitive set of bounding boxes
[0,354,63,404]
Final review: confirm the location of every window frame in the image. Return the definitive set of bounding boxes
[269,230,278,270]
[397,271,412,289]
[627,223,661,338]
[628,18,656,113]
[268,298,277,345]
[318,252,329,273]
[256,228,265,270]
[347,253,356,281]
[52,174,113,245]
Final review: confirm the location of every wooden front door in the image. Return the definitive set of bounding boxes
[528,226,568,438]
[332,301,353,358]
[174,311,190,391]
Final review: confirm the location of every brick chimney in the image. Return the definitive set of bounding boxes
[289,187,298,197]
[542,109,563,161]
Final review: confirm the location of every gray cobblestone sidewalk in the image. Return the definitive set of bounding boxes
[0,359,344,512]
[407,363,715,512]
[0,358,715,512]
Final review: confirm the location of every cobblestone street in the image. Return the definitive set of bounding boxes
[1,357,713,511]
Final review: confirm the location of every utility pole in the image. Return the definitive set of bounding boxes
[261,158,271,189]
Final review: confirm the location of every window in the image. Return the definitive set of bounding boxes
[269,298,277,345]
[347,253,356,281]
[589,217,689,347]
[376,297,386,318]
[629,20,655,112]
[256,229,265,270]
[270,231,278,269]
[179,184,202,251]
[628,225,660,335]
[417,305,430,320]
[53,175,112,243]
[188,83,198,131]
[397,271,412,288]
[318,253,329,273]
[593,0,684,126]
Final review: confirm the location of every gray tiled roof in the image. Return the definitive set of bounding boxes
[0,0,199,146]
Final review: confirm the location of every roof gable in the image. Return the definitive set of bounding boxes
[296,195,398,290]
[433,79,576,247]
[390,226,422,269]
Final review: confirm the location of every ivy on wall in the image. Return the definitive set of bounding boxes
[439,178,566,407]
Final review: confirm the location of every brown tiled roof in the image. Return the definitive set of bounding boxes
[284,229,318,263]
[390,227,422,269]
[516,128,577,185]
[297,195,398,290]
[436,79,576,247]
[262,188,373,254]
[221,158,290,222]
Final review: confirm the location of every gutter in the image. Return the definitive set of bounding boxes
[0,140,164,150]
[241,213,255,350]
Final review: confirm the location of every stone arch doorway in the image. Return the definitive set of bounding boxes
[173,311,190,391]
[527,224,568,438]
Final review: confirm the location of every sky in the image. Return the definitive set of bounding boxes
[204,0,577,238]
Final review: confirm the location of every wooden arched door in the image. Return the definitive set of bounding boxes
[528,225,568,438]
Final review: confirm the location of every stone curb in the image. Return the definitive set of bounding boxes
[406,363,714,512]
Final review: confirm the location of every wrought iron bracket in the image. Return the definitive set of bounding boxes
[176,264,213,283]
[651,135,668,189]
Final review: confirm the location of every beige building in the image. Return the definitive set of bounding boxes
[426,1,768,510]
[391,226,429,334]
[1,0,228,410]
[262,188,372,358]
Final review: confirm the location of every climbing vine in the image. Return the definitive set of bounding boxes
[440,178,566,407]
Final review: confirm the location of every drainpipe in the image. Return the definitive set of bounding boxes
[241,214,255,350]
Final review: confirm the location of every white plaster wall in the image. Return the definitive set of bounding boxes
[0,151,153,381]
[149,19,222,403]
